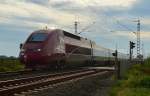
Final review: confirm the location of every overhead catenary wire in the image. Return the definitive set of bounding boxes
[78,22,96,34]
[81,0,135,33]
[94,0,136,32]
[79,0,111,33]
[80,0,140,55]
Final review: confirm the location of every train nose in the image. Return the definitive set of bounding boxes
[26,52,44,63]
[19,48,44,63]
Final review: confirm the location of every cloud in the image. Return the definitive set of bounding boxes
[0,3,30,18]
[141,18,150,25]
[0,0,150,56]
[0,0,92,31]
[140,31,150,40]
[48,0,136,8]
[127,0,150,16]
[77,0,136,7]
[0,0,139,34]
[25,0,50,5]
[109,30,150,40]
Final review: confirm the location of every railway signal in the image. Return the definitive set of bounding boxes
[129,41,135,62]
[112,50,120,79]
[112,50,117,57]
[130,41,135,49]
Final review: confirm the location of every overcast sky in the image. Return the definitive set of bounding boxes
[0,0,150,57]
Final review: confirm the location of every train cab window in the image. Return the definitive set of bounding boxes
[27,33,48,42]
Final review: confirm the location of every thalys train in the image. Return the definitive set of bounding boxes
[19,29,129,69]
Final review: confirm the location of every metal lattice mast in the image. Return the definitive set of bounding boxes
[74,21,78,35]
[142,43,144,59]
[137,19,140,57]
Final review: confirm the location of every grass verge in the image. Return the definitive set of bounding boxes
[110,58,150,96]
[0,58,24,72]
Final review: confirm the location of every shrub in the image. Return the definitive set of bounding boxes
[0,58,24,72]
[138,76,150,88]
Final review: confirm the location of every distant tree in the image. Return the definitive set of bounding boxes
[0,55,8,59]
[9,56,17,59]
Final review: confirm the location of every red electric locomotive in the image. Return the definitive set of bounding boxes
[19,29,128,70]
[19,29,95,69]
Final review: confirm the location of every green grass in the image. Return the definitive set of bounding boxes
[111,88,150,96]
[110,58,150,96]
[0,58,24,72]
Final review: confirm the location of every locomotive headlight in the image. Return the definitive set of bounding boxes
[21,49,25,52]
[37,48,42,52]
[20,52,24,56]
[20,49,25,56]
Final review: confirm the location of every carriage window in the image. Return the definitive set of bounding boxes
[63,31,81,40]
[27,33,48,42]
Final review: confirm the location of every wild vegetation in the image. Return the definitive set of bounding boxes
[0,56,24,72]
[110,58,150,96]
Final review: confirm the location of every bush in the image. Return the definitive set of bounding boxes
[0,58,24,72]
[110,58,150,96]
[138,76,150,88]
[144,57,150,67]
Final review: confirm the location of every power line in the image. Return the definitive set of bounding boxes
[80,0,142,54]
[81,0,135,33]
[94,1,135,32]
[80,0,111,32]
[116,20,135,32]
[78,22,95,34]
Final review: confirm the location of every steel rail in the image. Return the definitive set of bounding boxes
[0,70,32,78]
[0,69,89,88]
[0,69,112,96]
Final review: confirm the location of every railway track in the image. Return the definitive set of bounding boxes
[0,67,89,79]
[0,69,113,96]
[0,68,82,81]
[0,70,32,78]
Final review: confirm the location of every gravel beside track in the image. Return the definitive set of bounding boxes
[24,71,114,96]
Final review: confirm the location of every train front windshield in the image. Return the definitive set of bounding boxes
[27,33,48,42]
